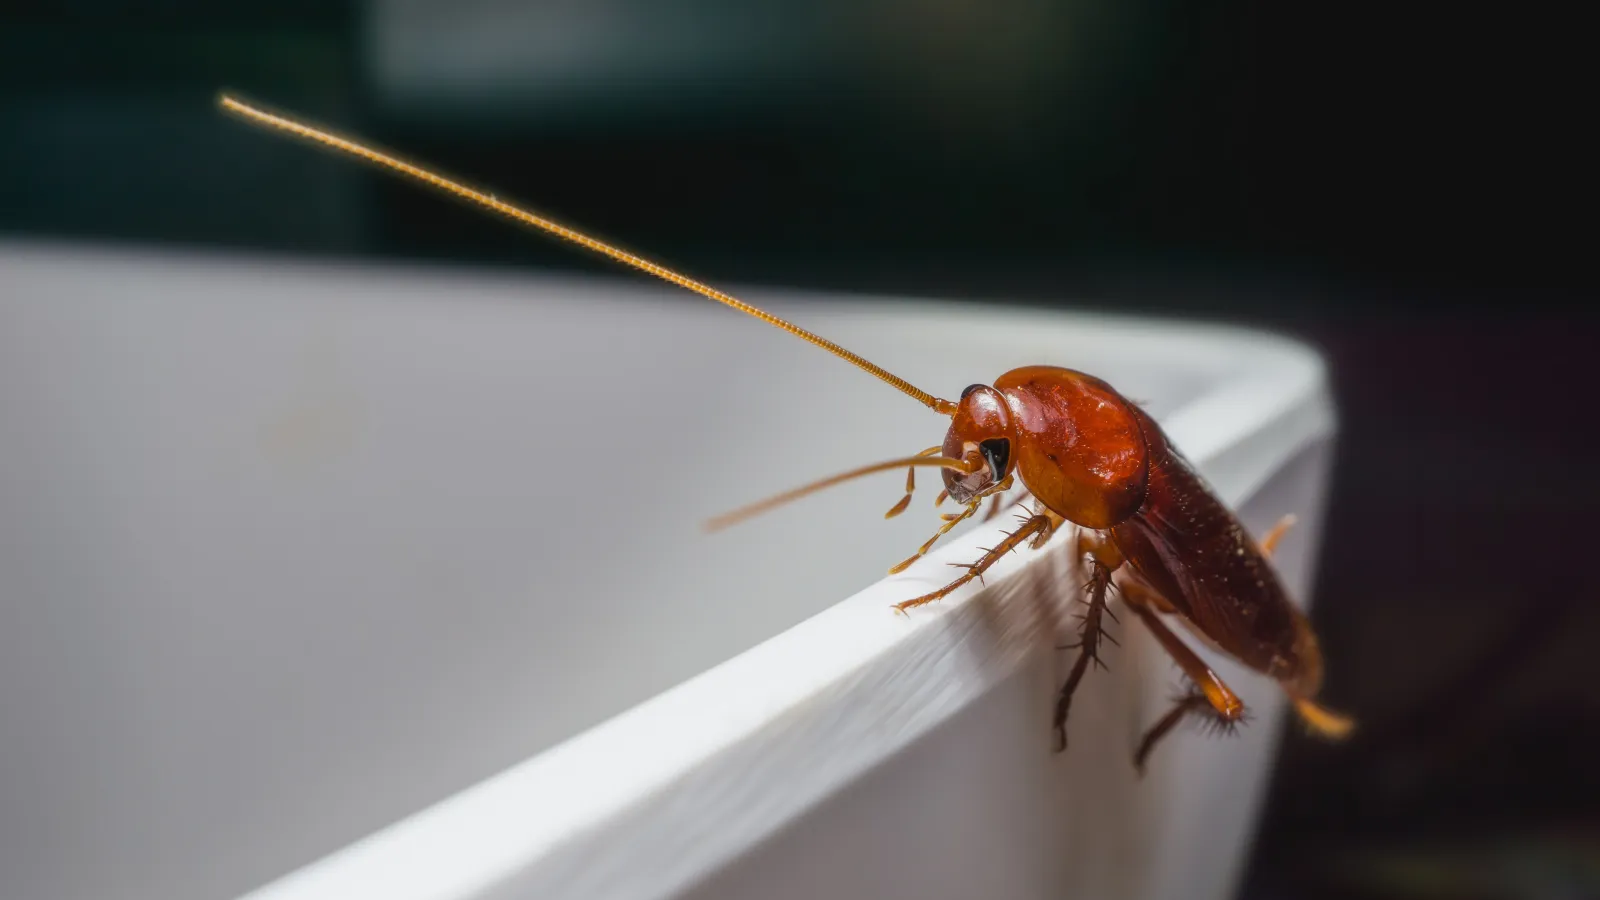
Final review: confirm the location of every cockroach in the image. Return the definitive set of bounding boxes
[218,94,1354,770]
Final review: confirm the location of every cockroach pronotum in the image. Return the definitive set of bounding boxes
[219,94,1354,771]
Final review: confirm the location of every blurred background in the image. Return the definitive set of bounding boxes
[3,2,1596,898]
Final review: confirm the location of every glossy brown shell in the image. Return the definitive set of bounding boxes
[1109,403,1324,697]
[994,366,1149,530]
[995,366,1323,696]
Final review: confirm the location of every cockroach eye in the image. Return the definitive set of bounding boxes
[978,438,1010,482]
[960,384,986,399]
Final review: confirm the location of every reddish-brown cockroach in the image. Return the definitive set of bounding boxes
[220,94,1353,771]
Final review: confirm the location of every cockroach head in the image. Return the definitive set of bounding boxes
[942,384,1018,504]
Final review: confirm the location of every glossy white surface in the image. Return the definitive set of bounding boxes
[0,241,1334,900]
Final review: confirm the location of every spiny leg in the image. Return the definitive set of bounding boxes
[1133,690,1216,773]
[1120,577,1248,772]
[892,512,1055,614]
[1053,559,1120,750]
[1120,578,1245,722]
[1258,514,1297,557]
[1052,531,1125,751]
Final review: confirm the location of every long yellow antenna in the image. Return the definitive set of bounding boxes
[218,93,957,416]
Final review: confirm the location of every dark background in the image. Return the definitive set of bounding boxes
[4,3,1596,898]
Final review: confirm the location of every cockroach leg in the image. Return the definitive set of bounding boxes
[891,513,1055,614]
[1258,514,1297,557]
[1052,529,1123,748]
[887,476,1014,574]
[1121,585,1246,723]
[1119,576,1248,770]
[1133,690,1219,774]
[887,500,981,574]
[1027,508,1066,550]
[884,493,913,518]
[886,446,944,519]
[1052,548,1119,752]
[1077,529,1124,569]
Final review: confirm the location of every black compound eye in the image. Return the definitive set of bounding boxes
[960,384,986,399]
[978,438,1010,481]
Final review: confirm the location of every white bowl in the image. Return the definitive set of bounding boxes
[0,241,1335,900]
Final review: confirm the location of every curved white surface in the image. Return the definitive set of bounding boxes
[0,241,1335,900]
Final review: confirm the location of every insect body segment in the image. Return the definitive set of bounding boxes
[221,93,1352,775]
